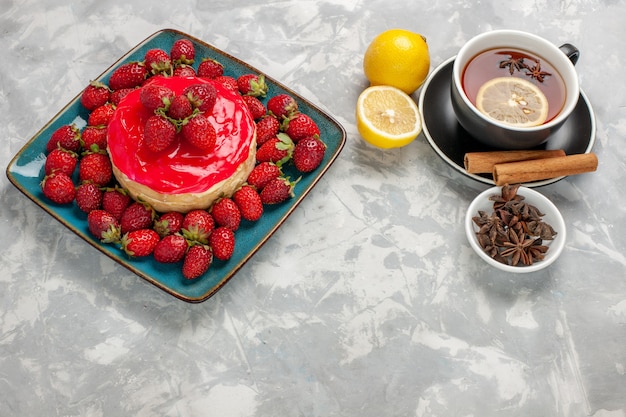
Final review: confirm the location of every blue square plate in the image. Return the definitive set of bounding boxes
[6,29,346,303]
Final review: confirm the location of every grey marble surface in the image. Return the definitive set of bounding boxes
[1,0,625,416]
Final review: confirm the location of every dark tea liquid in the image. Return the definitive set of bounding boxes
[462,48,566,123]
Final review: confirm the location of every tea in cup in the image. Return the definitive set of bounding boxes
[451,30,580,149]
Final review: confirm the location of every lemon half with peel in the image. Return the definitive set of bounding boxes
[356,85,422,149]
[476,77,549,127]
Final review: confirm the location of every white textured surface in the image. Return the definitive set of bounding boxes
[1,0,625,416]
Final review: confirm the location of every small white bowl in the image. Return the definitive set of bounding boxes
[465,186,566,273]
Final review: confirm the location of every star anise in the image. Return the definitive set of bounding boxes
[472,210,506,244]
[489,184,524,210]
[526,238,549,263]
[503,200,544,221]
[527,220,558,240]
[499,56,527,75]
[524,60,551,82]
[500,228,537,266]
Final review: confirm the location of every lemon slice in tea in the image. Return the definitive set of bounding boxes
[356,85,422,148]
[476,77,549,127]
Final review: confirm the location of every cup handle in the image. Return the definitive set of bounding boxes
[559,43,579,65]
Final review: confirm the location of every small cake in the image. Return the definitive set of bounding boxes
[107,76,257,213]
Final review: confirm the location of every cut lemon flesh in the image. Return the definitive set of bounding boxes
[356,85,422,148]
[476,77,549,127]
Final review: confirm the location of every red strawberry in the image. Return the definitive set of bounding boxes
[166,94,194,120]
[213,75,238,92]
[267,93,298,120]
[259,176,298,204]
[183,83,217,112]
[120,229,160,257]
[153,211,184,237]
[182,244,213,279]
[242,95,266,120]
[46,124,81,153]
[181,113,217,151]
[233,185,263,222]
[237,73,268,97]
[41,172,76,204]
[88,103,116,127]
[209,226,235,261]
[80,81,111,111]
[292,136,326,173]
[75,181,103,213]
[45,147,78,176]
[144,48,172,76]
[102,186,131,220]
[144,115,177,153]
[173,65,197,77]
[81,125,108,150]
[181,209,215,244]
[284,113,320,142]
[246,161,282,191]
[110,88,136,106]
[153,233,188,263]
[120,201,156,234]
[256,115,280,146]
[79,148,112,186]
[170,39,195,65]
[87,209,121,243]
[108,62,148,90]
[255,133,294,165]
[211,197,241,231]
[139,84,174,112]
[197,58,224,79]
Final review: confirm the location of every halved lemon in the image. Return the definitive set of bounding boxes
[356,85,422,148]
[475,77,549,127]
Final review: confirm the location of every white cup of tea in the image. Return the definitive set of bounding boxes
[451,29,580,149]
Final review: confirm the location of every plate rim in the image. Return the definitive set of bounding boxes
[5,28,347,303]
[418,55,596,188]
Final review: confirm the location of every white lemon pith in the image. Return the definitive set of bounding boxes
[475,77,549,127]
[356,85,422,149]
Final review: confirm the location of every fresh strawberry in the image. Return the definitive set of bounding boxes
[256,115,280,146]
[292,136,326,173]
[153,211,184,237]
[88,103,116,127]
[246,161,282,191]
[259,176,298,204]
[41,172,76,204]
[144,115,177,153]
[170,39,195,65]
[182,244,213,279]
[120,229,160,257]
[181,113,217,151]
[139,84,174,112]
[242,95,266,120]
[173,65,196,77]
[79,147,112,186]
[209,226,235,261]
[213,75,238,92]
[81,125,108,150]
[87,209,121,243]
[255,133,294,165]
[237,73,268,97]
[211,197,241,231]
[181,209,215,244]
[75,181,103,213]
[102,186,131,220]
[197,58,224,79]
[120,201,155,234]
[45,147,78,176]
[110,88,136,106]
[108,62,148,90]
[183,83,217,112]
[283,113,320,142]
[46,124,81,153]
[144,48,172,76]
[267,93,298,120]
[166,94,194,120]
[233,185,263,222]
[80,81,111,111]
[153,233,188,263]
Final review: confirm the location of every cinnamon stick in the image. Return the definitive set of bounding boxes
[464,149,566,174]
[493,153,598,185]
